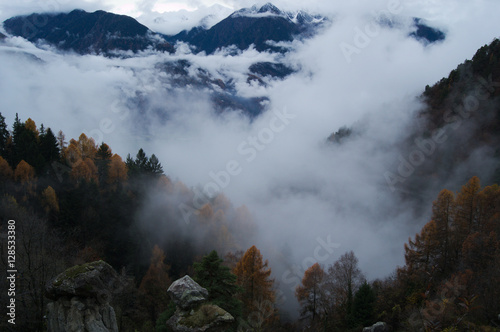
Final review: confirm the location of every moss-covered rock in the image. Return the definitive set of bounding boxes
[179,304,232,328]
[46,260,121,302]
[45,261,121,332]
[167,304,234,332]
[166,276,235,332]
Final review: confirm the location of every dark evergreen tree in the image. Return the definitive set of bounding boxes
[353,281,376,328]
[96,143,112,184]
[0,112,9,158]
[126,148,164,178]
[147,154,164,176]
[344,282,355,329]
[39,128,60,164]
[194,250,242,325]
[135,148,148,169]
[11,115,45,172]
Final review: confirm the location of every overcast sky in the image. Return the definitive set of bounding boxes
[1,0,500,315]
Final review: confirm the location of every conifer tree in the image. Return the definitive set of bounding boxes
[234,245,276,322]
[353,281,376,328]
[0,112,9,158]
[39,128,60,164]
[194,250,242,323]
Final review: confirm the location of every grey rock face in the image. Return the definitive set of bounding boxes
[46,261,121,332]
[167,275,209,310]
[166,275,234,332]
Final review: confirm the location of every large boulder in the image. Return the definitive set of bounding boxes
[45,260,122,332]
[166,275,234,332]
[46,260,122,303]
[167,303,234,332]
[167,275,209,310]
[363,321,390,332]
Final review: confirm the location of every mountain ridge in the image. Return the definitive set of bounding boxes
[3,9,175,55]
[165,3,327,54]
[2,4,445,56]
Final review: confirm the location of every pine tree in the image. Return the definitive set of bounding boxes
[353,281,376,328]
[136,148,148,169]
[126,148,164,178]
[96,143,112,184]
[12,116,42,171]
[147,154,164,176]
[39,128,60,164]
[194,250,242,323]
[0,112,9,158]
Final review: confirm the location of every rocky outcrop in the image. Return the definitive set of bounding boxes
[167,275,209,310]
[363,321,390,332]
[45,260,122,332]
[166,275,234,332]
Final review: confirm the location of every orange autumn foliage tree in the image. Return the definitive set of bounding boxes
[107,154,127,185]
[25,118,39,139]
[63,140,82,166]
[452,176,481,250]
[234,245,276,323]
[14,160,35,183]
[62,134,97,166]
[404,220,440,276]
[14,160,36,196]
[71,158,98,184]
[400,176,500,327]
[77,133,98,159]
[296,263,327,321]
[431,189,455,276]
[197,201,238,253]
[0,155,13,180]
[41,186,59,214]
[139,245,172,322]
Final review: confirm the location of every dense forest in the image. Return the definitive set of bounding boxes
[1,39,500,332]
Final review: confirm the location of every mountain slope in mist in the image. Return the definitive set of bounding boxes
[3,9,175,55]
[330,38,500,201]
[166,3,326,54]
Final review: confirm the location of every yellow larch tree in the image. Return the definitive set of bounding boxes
[0,155,13,180]
[107,154,127,185]
[234,245,276,325]
[139,245,171,323]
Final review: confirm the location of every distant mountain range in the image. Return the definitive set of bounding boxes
[2,9,174,55]
[0,3,447,118]
[2,3,445,56]
[166,3,326,54]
